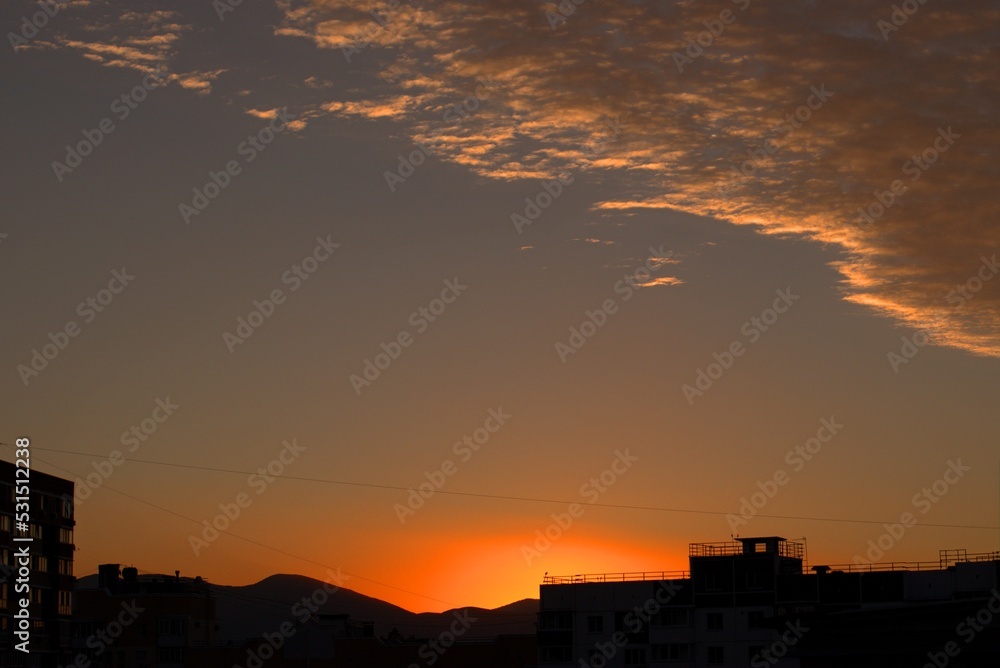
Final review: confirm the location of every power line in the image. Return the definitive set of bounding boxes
[2,447,458,610]
[11,443,999,531]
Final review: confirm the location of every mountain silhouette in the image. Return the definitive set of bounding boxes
[79,573,538,645]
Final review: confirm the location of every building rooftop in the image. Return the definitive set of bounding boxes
[689,536,805,559]
[540,539,1000,584]
[542,570,689,585]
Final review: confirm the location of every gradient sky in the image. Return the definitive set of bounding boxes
[2,0,999,613]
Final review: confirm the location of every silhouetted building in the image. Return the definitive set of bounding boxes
[72,565,217,667]
[77,566,536,667]
[538,536,1000,667]
[0,459,75,668]
[328,633,537,667]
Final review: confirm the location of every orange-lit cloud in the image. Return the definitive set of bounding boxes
[276,0,1000,357]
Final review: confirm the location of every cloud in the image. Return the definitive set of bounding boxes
[573,238,616,246]
[279,0,1000,357]
[37,0,999,357]
[636,276,684,289]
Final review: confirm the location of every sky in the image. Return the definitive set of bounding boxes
[1,0,999,614]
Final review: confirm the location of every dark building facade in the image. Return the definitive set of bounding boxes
[0,459,75,668]
[538,536,1000,667]
[71,565,218,667]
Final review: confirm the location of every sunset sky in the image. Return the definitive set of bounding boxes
[2,0,999,613]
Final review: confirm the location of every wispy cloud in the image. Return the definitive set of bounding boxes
[39,0,999,356]
[278,0,999,356]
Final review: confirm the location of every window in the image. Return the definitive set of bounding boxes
[157,647,183,663]
[157,618,185,636]
[746,570,763,590]
[539,611,572,630]
[58,590,72,615]
[76,621,99,638]
[30,524,42,539]
[755,542,768,553]
[651,643,691,661]
[0,515,11,532]
[624,648,647,666]
[707,646,724,664]
[749,645,766,662]
[587,615,603,633]
[58,559,73,576]
[31,556,48,572]
[748,610,769,629]
[539,647,572,662]
[656,608,690,627]
[704,572,722,591]
[135,651,147,666]
[59,528,74,544]
[0,583,7,607]
[31,588,44,604]
[706,612,723,631]
[61,498,73,519]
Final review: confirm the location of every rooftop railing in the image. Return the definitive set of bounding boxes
[541,547,998,584]
[688,540,805,560]
[543,571,689,585]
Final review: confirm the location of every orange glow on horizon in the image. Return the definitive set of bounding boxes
[301,533,692,613]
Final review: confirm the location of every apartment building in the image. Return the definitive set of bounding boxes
[538,536,1000,667]
[0,459,75,668]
